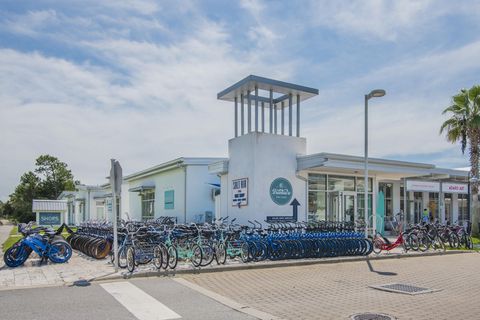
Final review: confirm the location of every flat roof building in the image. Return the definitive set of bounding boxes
[59,75,472,234]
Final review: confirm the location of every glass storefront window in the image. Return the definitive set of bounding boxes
[428,192,439,221]
[308,191,326,221]
[458,194,469,225]
[328,175,355,192]
[308,174,326,191]
[444,193,452,223]
[357,194,372,221]
[356,178,373,193]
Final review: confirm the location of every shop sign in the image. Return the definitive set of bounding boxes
[232,178,248,207]
[442,182,468,194]
[39,212,61,225]
[270,178,293,205]
[406,180,440,192]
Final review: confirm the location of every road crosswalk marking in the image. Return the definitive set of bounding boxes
[101,281,181,320]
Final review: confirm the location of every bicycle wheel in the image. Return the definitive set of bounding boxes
[449,233,460,249]
[240,242,249,263]
[407,233,419,251]
[215,243,227,265]
[432,236,446,252]
[167,245,178,269]
[48,240,73,264]
[200,244,215,266]
[465,235,474,250]
[153,245,163,270]
[126,247,135,272]
[191,244,203,267]
[372,236,384,254]
[157,243,169,270]
[417,234,429,252]
[3,243,31,267]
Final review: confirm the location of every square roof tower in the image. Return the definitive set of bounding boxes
[218,75,318,137]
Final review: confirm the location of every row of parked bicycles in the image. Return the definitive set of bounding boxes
[4,216,473,269]
[65,218,373,272]
[372,214,473,254]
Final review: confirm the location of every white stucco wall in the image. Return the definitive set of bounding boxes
[126,167,186,222]
[223,132,307,224]
[185,165,219,223]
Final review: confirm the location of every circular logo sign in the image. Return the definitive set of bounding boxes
[270,178,293,205]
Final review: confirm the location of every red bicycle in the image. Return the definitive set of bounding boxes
[372,215,419,254]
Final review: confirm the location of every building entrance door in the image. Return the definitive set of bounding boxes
[328,192,357,222]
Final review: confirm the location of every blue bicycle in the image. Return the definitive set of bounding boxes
[3,222,73,268]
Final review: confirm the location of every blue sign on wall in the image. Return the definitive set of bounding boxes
[270,178,293,205]
[39,212,61,225]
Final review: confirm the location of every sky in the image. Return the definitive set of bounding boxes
[1,0,480,201]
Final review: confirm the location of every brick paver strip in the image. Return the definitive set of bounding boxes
[181,253,480,320]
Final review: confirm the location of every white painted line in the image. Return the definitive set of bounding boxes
[173,278,282,320]
[101,281,181,320]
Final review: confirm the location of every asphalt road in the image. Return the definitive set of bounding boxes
[0,277,256,320]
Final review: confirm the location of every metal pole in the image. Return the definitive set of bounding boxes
[281,101,285,135]
[364,95,369,238]
[234,96,238,137]
[247,90,251,133]
[289,94,293,136]
[255,86,258,132]
[468,174,471,227]
[403,177,407,230]
[269,89,273,133]
[110,159,119,272]
[274,104,278,134]
[261,102,265,133]
[241,93,244,135]
[296,94,300,137]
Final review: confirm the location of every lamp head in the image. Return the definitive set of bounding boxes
[367,89,386,99]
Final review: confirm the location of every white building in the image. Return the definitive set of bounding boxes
[59,75,473,234]
[60,157,223,224]
[210,75,471,233]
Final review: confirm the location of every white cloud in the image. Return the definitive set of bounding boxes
[307,0,479,41]
[0,19,297,200]
[302,39,480,165]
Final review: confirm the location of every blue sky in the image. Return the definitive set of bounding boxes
[1,0,480,200]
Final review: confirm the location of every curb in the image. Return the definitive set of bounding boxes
[90,250,474,283]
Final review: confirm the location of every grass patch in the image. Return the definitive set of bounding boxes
[2,225,76,251]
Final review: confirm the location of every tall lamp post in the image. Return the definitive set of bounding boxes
[364,89,386,238]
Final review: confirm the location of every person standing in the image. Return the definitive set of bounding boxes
[422,208,429,223]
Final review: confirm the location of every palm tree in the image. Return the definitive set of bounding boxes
[440,85,480,193]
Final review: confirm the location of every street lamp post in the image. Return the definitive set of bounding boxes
[364,89,386,238]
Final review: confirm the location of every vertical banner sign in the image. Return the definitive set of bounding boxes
[232,178,248,207]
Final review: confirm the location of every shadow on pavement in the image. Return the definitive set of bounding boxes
[366,258,397,276]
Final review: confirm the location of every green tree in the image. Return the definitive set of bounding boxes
[7,155,77,223]
[34,155,76,199]
[440,85,480,193]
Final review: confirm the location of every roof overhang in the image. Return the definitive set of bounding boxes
[297,153,468,181]
[128,185,155,193]
[217,75,319,104]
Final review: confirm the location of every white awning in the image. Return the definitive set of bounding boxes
[32,200,68,212]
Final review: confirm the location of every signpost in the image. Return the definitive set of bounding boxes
[110,159,122,272]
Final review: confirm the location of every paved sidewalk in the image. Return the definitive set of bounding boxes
[0,252,119,289]
[181,252,480,320]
